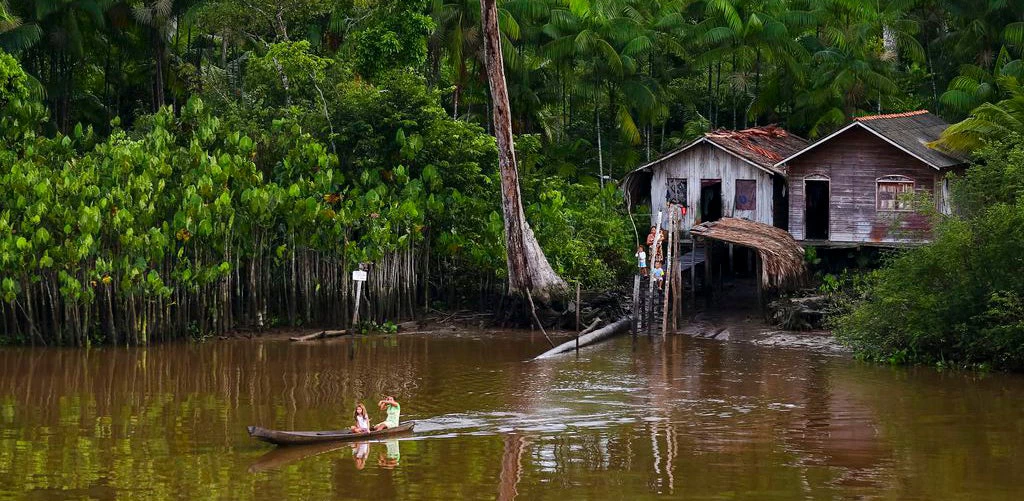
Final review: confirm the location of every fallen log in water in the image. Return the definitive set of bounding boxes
[289,330,349,342]
[533,316,633,360]
[578,317,602,336]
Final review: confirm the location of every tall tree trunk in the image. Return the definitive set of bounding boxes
[153,29,165,111]
[480,0,567,302]
[596,107,604,188]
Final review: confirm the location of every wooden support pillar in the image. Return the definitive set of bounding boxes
[690,238,697,302]
[755,252,763,309]
[728,243,734,275]
[672,231,681,332]
[661,209,675,337]
[705,240,712,303]
[647,210,663,336]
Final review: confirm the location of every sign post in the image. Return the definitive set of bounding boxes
[351,267,368,326]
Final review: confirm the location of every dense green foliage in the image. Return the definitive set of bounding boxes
[2,0,1024,346]
[834,138,1024,371]
[2,1,1023,172]
[0,44,632,345]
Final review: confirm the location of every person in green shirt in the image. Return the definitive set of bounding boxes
[373,396,401,430]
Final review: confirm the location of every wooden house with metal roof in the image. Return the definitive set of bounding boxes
[774,110,967,245]
[622,126,808,231]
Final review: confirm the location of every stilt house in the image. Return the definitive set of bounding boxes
[774,111,967,245]
[622,126,808,230]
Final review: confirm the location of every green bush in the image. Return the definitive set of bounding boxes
[834,137,1024,370]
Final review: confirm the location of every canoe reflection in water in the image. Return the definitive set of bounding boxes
[377,439,401,469]
[248,439,400,472]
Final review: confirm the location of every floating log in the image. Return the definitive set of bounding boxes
[289,329,349,342]
[533,316,633,360]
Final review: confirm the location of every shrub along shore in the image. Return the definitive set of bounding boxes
[0,50,632,346]
[831,138,1024,371]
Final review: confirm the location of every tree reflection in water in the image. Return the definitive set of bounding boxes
[1,331,1023,499]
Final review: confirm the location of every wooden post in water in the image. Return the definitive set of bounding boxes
[661,209,675,337]
[632,274,641,336]
[576,281,581,332]
[647,210,663,336]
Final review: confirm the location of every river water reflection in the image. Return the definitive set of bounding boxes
[1,331,1022,499]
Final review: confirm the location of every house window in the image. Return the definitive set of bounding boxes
[735,179,756,210]
[666,178,687,205]
[877,175,915,211]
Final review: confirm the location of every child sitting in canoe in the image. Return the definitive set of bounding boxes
[373,396,401,431]
[350,403,370,434]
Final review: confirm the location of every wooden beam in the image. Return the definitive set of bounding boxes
[647,210,664,336]
[662,209,675,336]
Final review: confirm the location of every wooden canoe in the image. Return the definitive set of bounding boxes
[247,422,415,446]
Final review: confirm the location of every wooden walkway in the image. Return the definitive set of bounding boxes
[676,245,706,272]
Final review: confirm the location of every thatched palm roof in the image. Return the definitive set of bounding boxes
[690,218,806,291]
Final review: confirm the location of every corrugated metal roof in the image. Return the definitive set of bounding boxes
[854,110,966,168]
[776,110,967,170]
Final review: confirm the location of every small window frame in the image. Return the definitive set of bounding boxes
[876,175,915,212]
[666,177,688,206]
[734,179,757,210]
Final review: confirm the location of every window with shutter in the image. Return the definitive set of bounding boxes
[876,176,915,211]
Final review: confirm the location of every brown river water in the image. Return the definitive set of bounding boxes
[1,329,1022,500]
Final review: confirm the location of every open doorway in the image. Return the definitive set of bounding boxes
[805,179,830,240]
[700,179,722,223]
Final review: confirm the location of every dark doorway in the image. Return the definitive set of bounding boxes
[700,179,722,222]
[805,179,830,240]
[773,176,789,231]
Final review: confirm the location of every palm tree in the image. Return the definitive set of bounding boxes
[1,0,115,131]
[935,73,1024,153]
[693,0,808,128]
[133,0,204,111]
[787,0,917,135]
[542,0,661,183]
[0,0,41,53]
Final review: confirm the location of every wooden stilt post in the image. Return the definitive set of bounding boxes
[647,210,664,336]
[672,224,681,332]
[755,252,763,309]
[661,209,675,337]
[705,240,712,305]
[728,243,734,276]
[690,238,697,302]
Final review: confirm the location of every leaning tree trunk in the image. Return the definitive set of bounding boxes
[480,0,567,302]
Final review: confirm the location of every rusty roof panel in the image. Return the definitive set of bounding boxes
[704,126,808,175]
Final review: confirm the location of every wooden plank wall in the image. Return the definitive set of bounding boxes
[784,127,946,243]
[648,142,775,231]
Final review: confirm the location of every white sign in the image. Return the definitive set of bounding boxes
[352,270,368,282]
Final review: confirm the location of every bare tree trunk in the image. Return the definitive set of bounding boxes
[480,0,567,302]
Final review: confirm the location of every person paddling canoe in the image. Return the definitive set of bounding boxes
[373,396,401,431]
